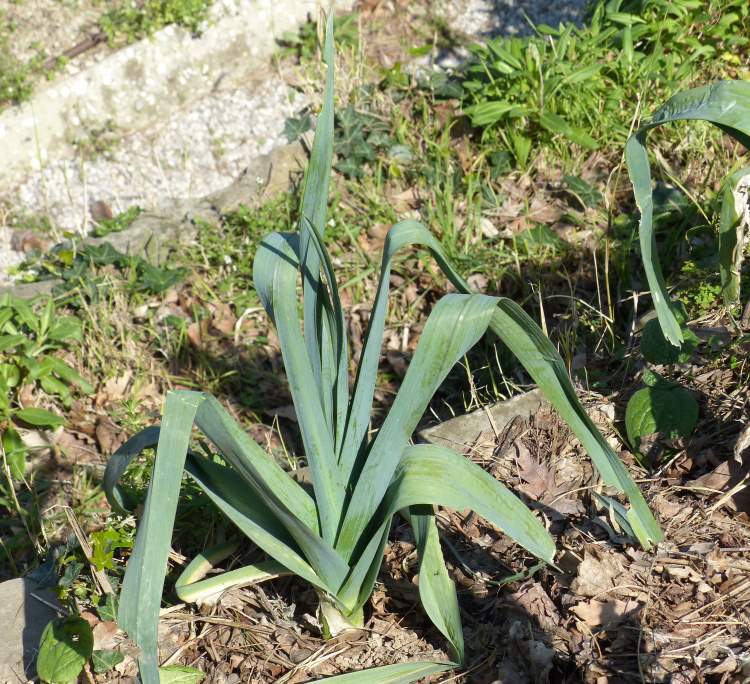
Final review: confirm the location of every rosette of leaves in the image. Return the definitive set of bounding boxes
[105,17,661,683]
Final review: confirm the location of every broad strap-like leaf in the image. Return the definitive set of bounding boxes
[117,391,202,684]
[184,456,329,593]
[340,220,446,477]
[404,506,464,663]
[304,217,350,455]
[103,425,161,515]
[103,403,317,530]
[299,13,336,403]
[486,300,662,549]
[109,392,349,684]
[317,661,455,682]
[174,541,293,604]
[193,395,349,590]
[336,294,498,558]
[386,445,556,564]
[340,219,661,549]
[253,231,344,543]
[718,165,750,306]
[338,442,555,616]
[625,80,750,345]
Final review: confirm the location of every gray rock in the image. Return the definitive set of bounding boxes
[0,578,64,683]
[2,141,306,299]
[418,389,547,452]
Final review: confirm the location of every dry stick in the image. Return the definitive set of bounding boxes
[678,578,750,622]
[63,506,114,595]
[42,32,107,71]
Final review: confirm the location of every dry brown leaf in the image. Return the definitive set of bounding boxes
[93,620,121,650]
[96,416,125,455]
[504,583,561,634]
[211,302,237,336]
[570,552,623,598]
[96,370,133,406]
[571,598,641,628]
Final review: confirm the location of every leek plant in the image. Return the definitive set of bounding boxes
[105,17,661,683]
[626,80,750,347]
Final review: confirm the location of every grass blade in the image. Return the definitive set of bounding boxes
[625,80,750,345]
[317,661,455,683]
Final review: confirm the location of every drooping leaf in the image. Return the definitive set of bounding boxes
[625,80,750,345]
[340,219,661,550]
[338,443,555,614]
[337,294,499,558]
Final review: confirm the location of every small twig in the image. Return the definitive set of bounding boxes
[63,506,114,596]
[42,31,107,71]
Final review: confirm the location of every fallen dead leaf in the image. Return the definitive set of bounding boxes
[93,620,121,650]
[571,598,641,628]
[570,551,624,598]
[96,416,125,455]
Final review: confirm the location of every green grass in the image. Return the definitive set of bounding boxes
[458,0,749,167]
[99,0,213,45]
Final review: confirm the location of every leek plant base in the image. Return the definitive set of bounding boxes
[105,15,661,683]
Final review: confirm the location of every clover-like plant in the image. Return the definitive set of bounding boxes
[105,17,661,683]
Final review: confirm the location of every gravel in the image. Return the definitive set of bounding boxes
[11,80,303,239]
[448,0,590,39]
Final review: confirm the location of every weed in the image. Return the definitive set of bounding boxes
[92,205,143,237]
[459,0,749,166]
[0,40,46,107]
[99,0,213,45]
[0,295,93,481]
[70,121,122,162]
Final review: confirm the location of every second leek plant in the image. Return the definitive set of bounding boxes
[106,16,662,683]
